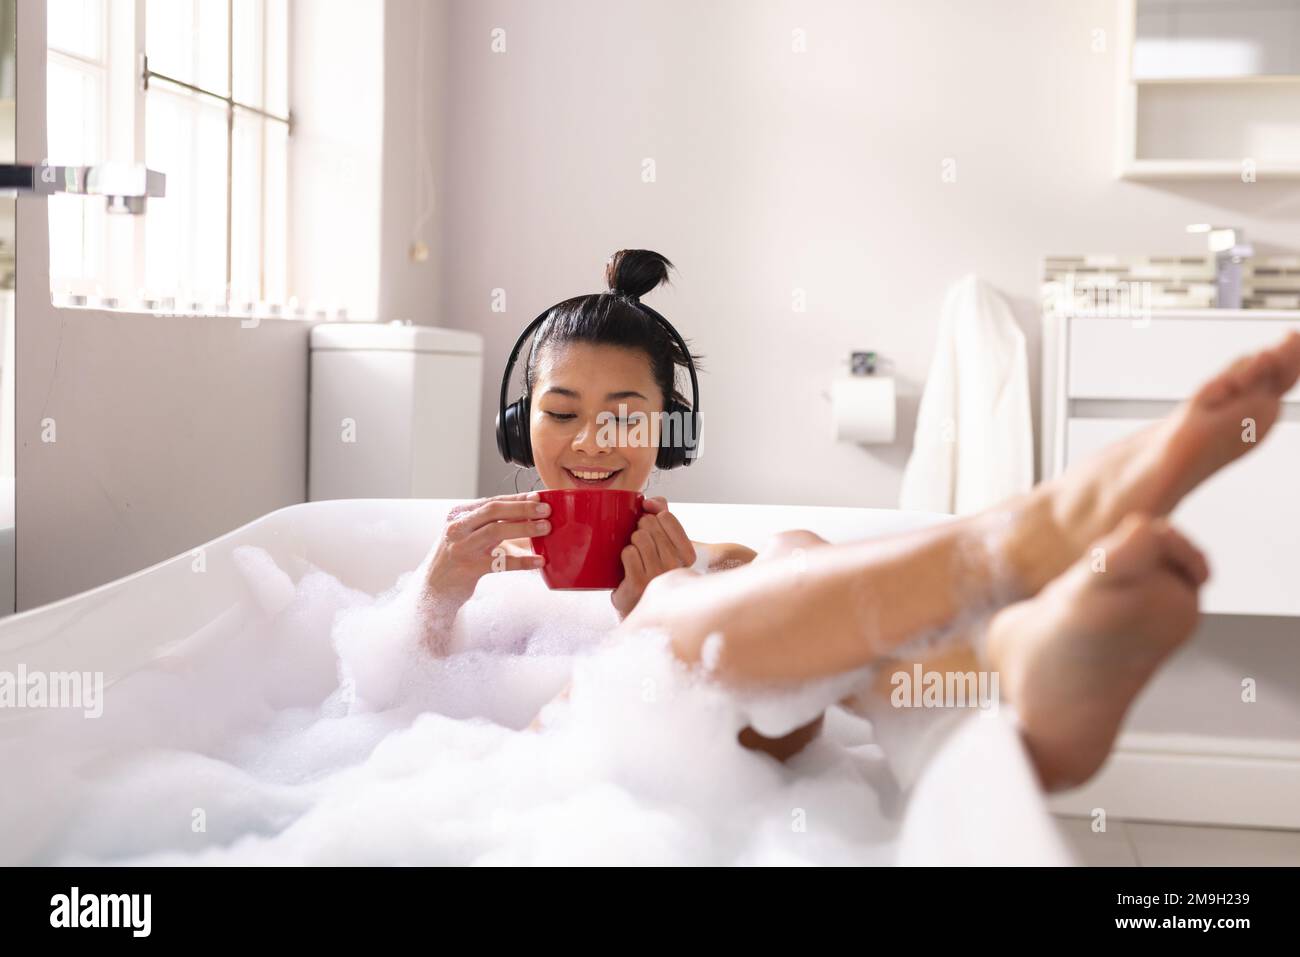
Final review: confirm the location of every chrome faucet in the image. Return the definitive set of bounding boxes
[1187,224,1253,309]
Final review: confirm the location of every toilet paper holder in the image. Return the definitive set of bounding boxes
[824,351,896,444]
[821,352,888,399]
[850,351,878,376]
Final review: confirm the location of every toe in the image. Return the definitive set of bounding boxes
[1270,330,1300,393]
[1103,515,1208,587]
[1193,355,1252,408]
[1226,333,1300,400]
[1242,347,1282,395]
[1154,522,1210,587]
[1192,333,1300,409]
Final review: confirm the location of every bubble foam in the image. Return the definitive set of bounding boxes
[3,548,916,866]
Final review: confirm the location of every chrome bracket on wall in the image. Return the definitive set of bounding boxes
[0,163,166,213]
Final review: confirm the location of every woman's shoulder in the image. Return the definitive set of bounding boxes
[691,540,758,572]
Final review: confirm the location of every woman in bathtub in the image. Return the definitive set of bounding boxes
[418,248,818,756]
[419,249,751,635]
[419,248,1300,790]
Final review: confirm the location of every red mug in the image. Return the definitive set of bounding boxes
[530,489,646,590]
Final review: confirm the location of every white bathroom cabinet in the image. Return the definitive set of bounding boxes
[1042,310,1300,617]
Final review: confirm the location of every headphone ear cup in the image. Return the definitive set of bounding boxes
[494,409,510,462]
[656,401,695,470]
[498,397,534,468]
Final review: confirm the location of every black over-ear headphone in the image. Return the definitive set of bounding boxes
[495,298,701,470]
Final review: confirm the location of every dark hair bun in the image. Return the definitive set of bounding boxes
[605,249,673,300]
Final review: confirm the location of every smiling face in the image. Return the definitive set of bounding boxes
[529,341,663,491]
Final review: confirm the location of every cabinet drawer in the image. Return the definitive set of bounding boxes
[1066,417,1300,616]
[1068,317,1300,401]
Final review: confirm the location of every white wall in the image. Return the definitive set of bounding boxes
[436,0,1300,507]
[380,0,449,323]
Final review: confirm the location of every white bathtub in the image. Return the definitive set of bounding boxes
[0,498,1072,865]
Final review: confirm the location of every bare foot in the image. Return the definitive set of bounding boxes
[986,514,1208,791]
[1014,331,1300,594]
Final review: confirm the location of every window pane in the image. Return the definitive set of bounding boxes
[232,0,262,109]
[264,0,288,117]
[230,110,262,303]
[48,0,290,312]
[46,58,103,163]
[262,118,288,304]
[48,0,105,62]
[47,58,105,295]
[146,0,229,96]
[145,88,228,303]
[48,196,103,293]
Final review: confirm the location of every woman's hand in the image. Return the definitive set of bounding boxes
[611,497,697,620]
[424,492,550,608]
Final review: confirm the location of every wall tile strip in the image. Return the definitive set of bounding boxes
[1042,255,1300,312]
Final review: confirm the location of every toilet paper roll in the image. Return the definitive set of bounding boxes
[831,376,896,443]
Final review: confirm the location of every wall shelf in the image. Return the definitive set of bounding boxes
[1120,158,1300,180]
[1135,74,1300,86]
[1117,0,1300,180]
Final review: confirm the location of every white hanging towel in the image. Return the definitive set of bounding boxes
[899,274,1033,515]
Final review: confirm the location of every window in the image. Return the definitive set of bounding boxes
[46,0,110,299]
[47,0,289,313]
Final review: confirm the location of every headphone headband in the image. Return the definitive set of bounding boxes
[496,295,701,469]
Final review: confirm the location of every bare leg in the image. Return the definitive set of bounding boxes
[737,531,834,760]
[621,333,1300,685]
[835,515,1204,789]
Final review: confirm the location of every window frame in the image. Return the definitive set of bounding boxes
[46,0,292,312]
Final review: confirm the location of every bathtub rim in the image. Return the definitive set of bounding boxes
[5,497,955,628]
